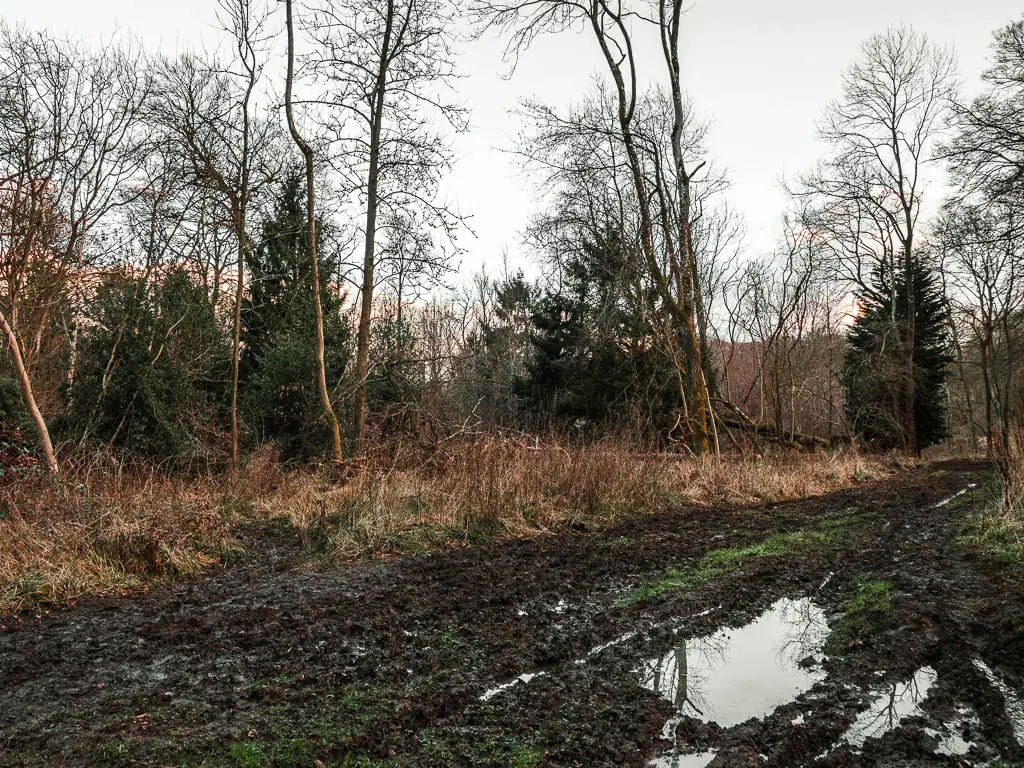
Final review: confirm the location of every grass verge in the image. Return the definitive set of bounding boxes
[959,496,1024,568]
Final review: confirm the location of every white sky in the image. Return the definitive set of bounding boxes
[3,0,1022,278]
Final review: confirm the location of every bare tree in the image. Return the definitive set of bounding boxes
[657,0,717,453]
[283,0,345,463]
[474,0,722,452]
[794,26,956,454]
[718,222,843,448]
[0,25,151,473]
[150,0,281,463]
[945,16,1024,202]
[306,0,467,452]
[936,201,1024,456]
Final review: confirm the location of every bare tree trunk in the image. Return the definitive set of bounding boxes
[659,0,711,454]
[284,0,344,463]
[0,308,58,474]
[981,334,994,458]
[353,0,395,454]
[230,217,244,464]
[903,242,918,456]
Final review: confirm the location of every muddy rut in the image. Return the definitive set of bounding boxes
[2,460,1022,767]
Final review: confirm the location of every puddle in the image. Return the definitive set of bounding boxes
[839,666,937,748]
[479,671,547,702]
[924,704,980,756]
[932,483,978,508]
[975,659,1024,745]
[483,606,723,702]
[648,749,717,768]
[574,630,639,665]
[641,597,830,731]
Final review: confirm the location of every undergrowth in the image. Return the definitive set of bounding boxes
[0,437,896,613]
[959,492,1024,567]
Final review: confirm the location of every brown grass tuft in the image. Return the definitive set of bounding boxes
[0,450,231,613]
[0,436,898,613]
[257,437,897,557]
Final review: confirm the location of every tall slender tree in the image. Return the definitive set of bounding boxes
[307,0,466,453]
[796,26,956,454]
[284,0,344,462]
[150,0,280,464]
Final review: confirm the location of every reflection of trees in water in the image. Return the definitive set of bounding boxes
[844,668,937,746]
[644,598,830,721]
[778,598,831,663]
[643,633,728,717]
[645,599,833,768]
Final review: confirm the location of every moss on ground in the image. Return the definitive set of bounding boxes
[624,530,828,604]
[826,578,893,653]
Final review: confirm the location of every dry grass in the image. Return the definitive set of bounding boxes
[0,436,899,613]
[0,452,232,614]
[255,437,899,557]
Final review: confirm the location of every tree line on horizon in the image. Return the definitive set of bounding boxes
[0,1,1021,479]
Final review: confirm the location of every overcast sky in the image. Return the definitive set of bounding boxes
[3,0,1022,278]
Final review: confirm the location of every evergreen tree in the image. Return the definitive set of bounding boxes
[842,256,951,450]
[66,268,228,458]
[240,172,351,460]
[521,228,679,432]
[470,270,536,426]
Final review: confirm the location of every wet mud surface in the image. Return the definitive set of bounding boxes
[2,460,1022,767]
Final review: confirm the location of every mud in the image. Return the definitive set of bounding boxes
[1,460,1022,767]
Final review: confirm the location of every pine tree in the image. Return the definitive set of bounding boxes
[240,172,351,459]
[521,228,679,431]
[842,256,951,450]
[66,269,228,458]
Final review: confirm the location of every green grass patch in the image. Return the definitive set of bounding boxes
[415,726,545,767]
[474,737,545,768]
[959,508,1024,567]
[227,734,391,768]
[624,530,827,604]
[955,480,1024,567]
[826,578,893,653]
[221,685,390,767]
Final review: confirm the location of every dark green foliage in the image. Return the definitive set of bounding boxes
[0,377,25,425]
[518,228,680,432]
[67,269,228,458]
[366,309,423,419]
[473,271,537,425]
[240,172,351,460]
[842,256,952,450]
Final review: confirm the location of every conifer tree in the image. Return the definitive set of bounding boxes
[843,257,951,450]
[240,172,351,459]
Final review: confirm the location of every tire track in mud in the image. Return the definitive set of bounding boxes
[1,460,1021,767]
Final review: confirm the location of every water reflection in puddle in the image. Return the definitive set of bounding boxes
[924,704,980,757]
[839,666,937,748]
[648,749,717,768]
[641,598,829,729]
[643,598,829,767]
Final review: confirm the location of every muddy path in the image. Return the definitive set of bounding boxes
[2,460,1022,767]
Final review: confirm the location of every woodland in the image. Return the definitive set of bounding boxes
[2,3,1024,766]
